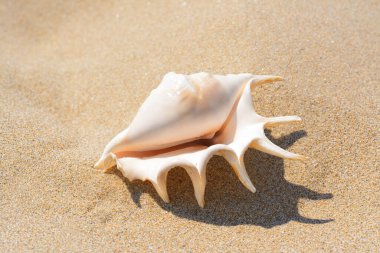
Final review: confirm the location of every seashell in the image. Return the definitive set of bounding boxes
[95,72,306,207]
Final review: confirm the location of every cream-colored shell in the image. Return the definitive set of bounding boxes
[95,72,305,207]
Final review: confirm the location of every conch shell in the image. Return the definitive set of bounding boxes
[95,72,305,207]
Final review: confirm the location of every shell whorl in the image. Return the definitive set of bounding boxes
[95,73,305,207]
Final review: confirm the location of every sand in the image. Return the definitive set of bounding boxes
[0,0,379,252]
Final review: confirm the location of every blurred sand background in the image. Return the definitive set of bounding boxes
[0,0,379,252]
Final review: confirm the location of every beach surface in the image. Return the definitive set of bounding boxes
[0,0,379,251]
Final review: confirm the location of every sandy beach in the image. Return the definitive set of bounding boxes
[0,0,379,251]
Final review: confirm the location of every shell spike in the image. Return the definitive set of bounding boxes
[249,75,284,89]
[152,172,170,203]
[95,153,116,172]
[183,166,207,208]
[264,116,302,127]
[221,151,256,193]
[251,135,306,160]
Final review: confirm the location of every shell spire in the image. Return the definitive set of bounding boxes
[95,72,305,207]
